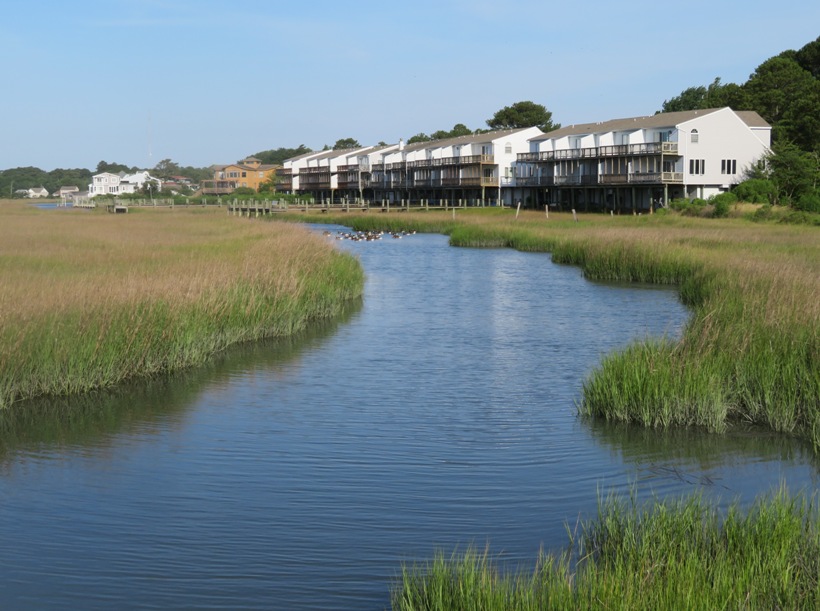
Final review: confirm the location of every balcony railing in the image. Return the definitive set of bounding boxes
[512,171,682,187]
[554,175,582,185]
[662,171,683,183]
[599,145,630,157]
[201,180,236,194]
[518,142,680,163]
[599,174,629,185]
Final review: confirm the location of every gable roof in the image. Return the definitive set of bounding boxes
[219,162,279,172]
[531,108,769,141]
[306,146,375,163]
[403,127,542,153]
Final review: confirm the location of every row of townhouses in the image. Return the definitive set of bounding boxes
[277,107,771,211]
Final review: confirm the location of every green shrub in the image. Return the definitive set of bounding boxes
[795,190,820,214]
[709,192,737,218]
[670,198,708,217]
[734,178,776,204]
[780,210,820,226]
[752,204,774,221]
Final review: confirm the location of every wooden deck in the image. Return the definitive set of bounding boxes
[226,198,492,217]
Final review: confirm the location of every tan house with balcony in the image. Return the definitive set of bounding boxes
[201,157,279,194]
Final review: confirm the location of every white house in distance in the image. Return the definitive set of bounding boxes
[88,171,162,197]
[24,187,50,198]
[13,187,49,198]
[515,107,771,212]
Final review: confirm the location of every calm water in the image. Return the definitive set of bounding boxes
[0,227,816,610]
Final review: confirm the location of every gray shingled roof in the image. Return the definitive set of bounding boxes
[530,108,769,141]
[402,127,541,153]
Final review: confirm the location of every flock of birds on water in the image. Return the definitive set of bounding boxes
[322,229,417,242]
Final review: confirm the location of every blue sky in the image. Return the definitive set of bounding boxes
[1,0,817,171]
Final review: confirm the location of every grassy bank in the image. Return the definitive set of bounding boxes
[282,208,820,452]
[393,487,820,610]
[0,202,364,408]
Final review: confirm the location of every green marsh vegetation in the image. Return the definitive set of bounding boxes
[0,201,364,409]
[393,487,820,610]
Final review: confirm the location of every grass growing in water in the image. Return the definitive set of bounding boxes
[0,202,364,408]
[285,208,820,452]
[393,487,820,610]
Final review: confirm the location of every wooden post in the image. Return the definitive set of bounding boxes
[515,200,521,219]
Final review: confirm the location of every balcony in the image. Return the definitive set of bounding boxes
[518,142,680,164]
[599,145,629,157]
[554,175,583,186]
[201,180,236,194]
[599,174,629,185]
[407,159,430,168]
[662,171,683,183]
[447,154,493,165]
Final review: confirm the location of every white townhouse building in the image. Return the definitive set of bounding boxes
[276,149,332,194]
[88,171,162,197]
[375,127,543,205]
[297,146,377,197]
[281,127,543,205]
[515,107,771,212]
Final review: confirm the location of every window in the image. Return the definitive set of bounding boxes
[689,159,705,175]
[721,159,737,175]
[505,142,512,154]
[241,172,247,178]
[690,129,699,143]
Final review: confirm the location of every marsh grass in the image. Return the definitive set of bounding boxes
[393,487,820,610]
[284,208,820,451]
[0,202,363,408]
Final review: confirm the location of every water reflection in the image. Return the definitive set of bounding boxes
[0,299,362,463]
[586,417,820,501]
